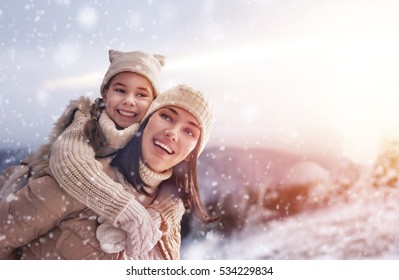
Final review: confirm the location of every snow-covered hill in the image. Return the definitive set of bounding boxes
[182,182,399,259]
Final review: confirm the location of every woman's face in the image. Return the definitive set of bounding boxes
[142,106,201,173]
[104,72,154,129]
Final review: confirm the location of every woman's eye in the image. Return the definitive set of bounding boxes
[184,129,194,137]
[160,113,172,122]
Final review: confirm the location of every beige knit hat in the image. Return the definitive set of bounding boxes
[100,49,165,98]
[142,84,213,155]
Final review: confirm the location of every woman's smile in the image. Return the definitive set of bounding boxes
[142,106,200,173]
[153,139,174,155]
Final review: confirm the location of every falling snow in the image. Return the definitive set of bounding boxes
[1,0,399,261]
[180,145,399,259]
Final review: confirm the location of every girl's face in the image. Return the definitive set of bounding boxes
[142,106,201,173]
[104,72,154,129]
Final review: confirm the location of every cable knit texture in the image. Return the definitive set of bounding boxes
[139,159,173,193]
[50,108,142,226]
[48,98,167,238]
[98,111,139,149]
[0,175,183,260]
[0,96,184,259]
[97,162,174,257]
[96,181,185,259]
[50,109,165,256]
[42,97,181,258]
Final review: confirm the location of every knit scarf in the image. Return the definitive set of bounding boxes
[100,110,173,191]
[99,111,140,149]
[116,159,172,195]
[139,159,173,194]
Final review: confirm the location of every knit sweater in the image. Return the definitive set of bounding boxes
[47,97,184,256]
[0,96,185,258]
[96,168,185,259]
[0,174,185,260]
[50,101,165,225]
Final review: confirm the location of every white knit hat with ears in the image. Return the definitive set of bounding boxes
[100,49,165,98]
[142,84,214,155]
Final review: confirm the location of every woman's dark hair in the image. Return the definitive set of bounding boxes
[110,117,150,195]
[174,141,219,224]
[110,113,217,224]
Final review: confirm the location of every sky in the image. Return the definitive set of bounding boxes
[1,0,399,165]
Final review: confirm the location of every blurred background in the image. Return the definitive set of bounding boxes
[1,0,399,259]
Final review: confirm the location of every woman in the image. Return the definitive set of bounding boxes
[0,49,166,258]
[0,84,216,260]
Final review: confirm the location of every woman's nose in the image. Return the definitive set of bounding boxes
[165,128,178,141]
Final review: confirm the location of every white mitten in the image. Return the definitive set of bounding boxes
[96,208,163,257]
[96,217,126,253]
[119,208,162,257]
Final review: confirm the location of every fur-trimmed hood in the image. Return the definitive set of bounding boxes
[0,97,93,199]
[23,96,93,179]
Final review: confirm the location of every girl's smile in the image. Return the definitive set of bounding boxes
[104,72,154,129]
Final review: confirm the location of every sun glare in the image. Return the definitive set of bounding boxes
[164,5,399,165]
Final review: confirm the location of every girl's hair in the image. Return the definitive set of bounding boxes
[110,114,217,224]
[84,79,112,152]
[83,97,107,152]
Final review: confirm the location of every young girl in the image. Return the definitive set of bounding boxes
[0,84,215,260]
[0,49,167,256]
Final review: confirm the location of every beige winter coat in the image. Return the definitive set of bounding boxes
[0,172,184,260]
[0,97,184,259]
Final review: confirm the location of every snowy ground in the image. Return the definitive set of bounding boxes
[181,184,399,260]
